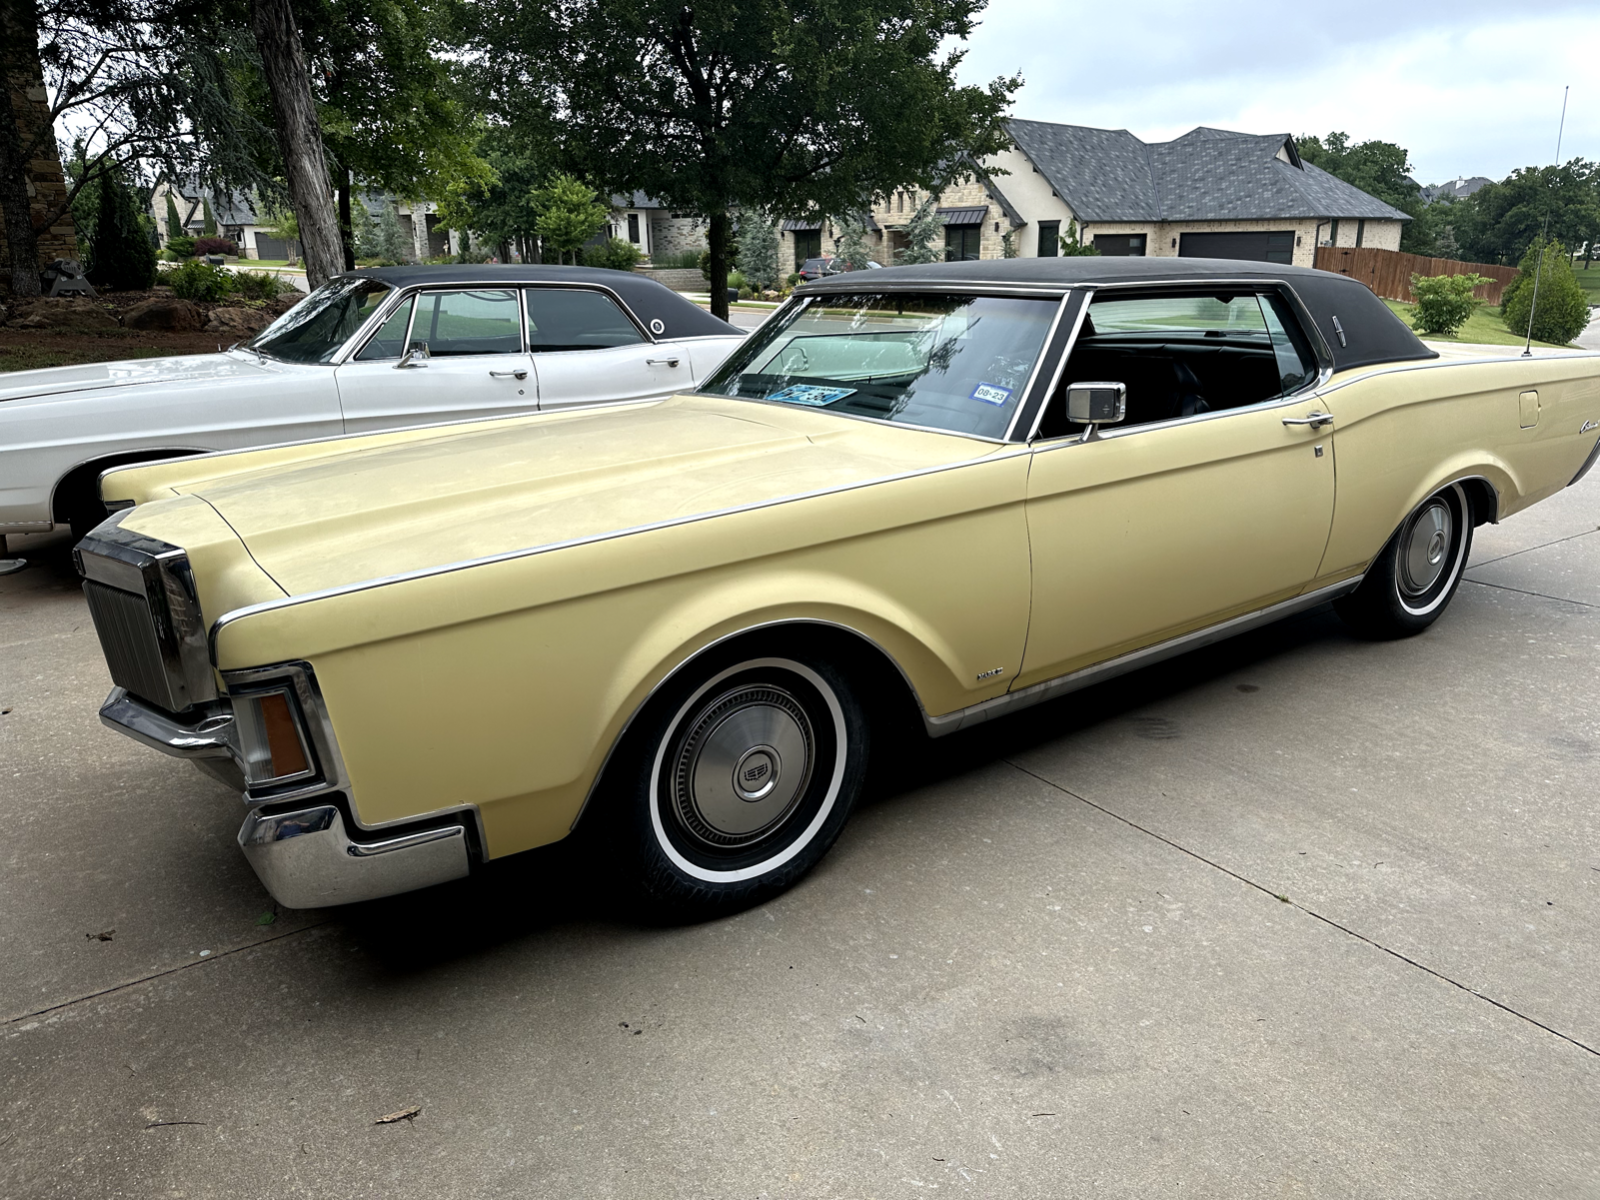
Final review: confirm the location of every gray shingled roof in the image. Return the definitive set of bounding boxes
[1005,120,1411,223]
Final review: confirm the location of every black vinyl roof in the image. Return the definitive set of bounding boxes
[803,257,1437,373]
[341,265,738,340]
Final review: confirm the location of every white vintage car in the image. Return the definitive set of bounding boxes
[0,265,744,542]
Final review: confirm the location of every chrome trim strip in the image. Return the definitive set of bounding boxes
[237,804,470,908]
[1315,349,1600,397]
[207,446,1030,651]
[1024,287,1094,441]
[923,577,1363,736]
[1002,292,1075,442]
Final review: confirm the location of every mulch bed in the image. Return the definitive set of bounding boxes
[0,287,299,373]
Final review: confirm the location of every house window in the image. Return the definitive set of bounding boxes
[1038,221,1060,257]
[944,225,981,261]
[1355,219,1365,248]
[1093,234,1147,257]
[627,213,640,243]
[1329,219,1341,247]
[793,229,822,261]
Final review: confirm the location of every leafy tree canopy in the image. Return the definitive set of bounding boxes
[1296,131,1439,253]
[531,172,609,262]
[468,0,1019,316]
[1450,160,1600,266]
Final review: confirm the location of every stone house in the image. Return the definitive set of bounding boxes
[778,120,1409,273]
[601,193,710,262]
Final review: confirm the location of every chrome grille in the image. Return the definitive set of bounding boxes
[84,580,176,709]
[76,514,216,713]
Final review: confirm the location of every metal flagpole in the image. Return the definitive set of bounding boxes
[1523,85,1570,357]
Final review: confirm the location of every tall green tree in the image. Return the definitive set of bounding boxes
[471,0,1019,318]
[531,173,608,263]
[86,166,157,289]
[1296,131,1436,254]
[291,0,489,268]
[735,210,779,290]
[434,128,547,262]
[164,190,183,242]
[897,195,944,265]
[1450,160,1600,266]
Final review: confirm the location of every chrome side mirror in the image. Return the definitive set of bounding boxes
[1065,381,1126,441]
[396,340,430,369]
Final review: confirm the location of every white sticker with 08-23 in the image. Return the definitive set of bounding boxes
[970,382,1012,406]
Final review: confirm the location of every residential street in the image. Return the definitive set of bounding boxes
[3,463,1598,1198]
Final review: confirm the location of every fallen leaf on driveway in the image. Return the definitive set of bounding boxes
[256,912,276,926]
[375,1106,421,1125]
[86,929,114,942]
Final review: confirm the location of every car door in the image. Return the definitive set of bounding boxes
[334,288,537,433]
[1015,288,1336,689]
[522,286,691,409]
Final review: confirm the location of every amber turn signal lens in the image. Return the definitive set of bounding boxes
[258,691,309,778]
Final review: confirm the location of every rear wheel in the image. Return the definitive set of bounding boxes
[611,653,869,919]
[1335,482,1473,638]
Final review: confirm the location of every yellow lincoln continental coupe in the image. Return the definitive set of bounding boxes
[80,258,1600,914]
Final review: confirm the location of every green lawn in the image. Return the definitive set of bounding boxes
[1383,300,1576,349]
[1574,265,1600,300]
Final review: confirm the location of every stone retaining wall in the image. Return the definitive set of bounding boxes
[634,266,705,292]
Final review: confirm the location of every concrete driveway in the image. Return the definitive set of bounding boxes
[2,470,1598,1196]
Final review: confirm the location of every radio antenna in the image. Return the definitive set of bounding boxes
[1523,85,1570,357]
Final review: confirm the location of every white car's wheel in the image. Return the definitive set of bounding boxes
[1336,482,1473,638]
[613,653,869,917]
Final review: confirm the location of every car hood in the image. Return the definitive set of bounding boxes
[0,352,277,404]
[178,395,1001,597]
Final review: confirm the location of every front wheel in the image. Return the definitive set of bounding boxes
[1335,482,1473,638]
[611,653,869,919]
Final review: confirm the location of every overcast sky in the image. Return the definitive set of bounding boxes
[953,0,1597,185]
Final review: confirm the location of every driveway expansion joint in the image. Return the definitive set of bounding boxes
[2,919,332,1028]
[1468,525,1600,569]
[1460,577,1599,610]
[1006,760,1600,1061]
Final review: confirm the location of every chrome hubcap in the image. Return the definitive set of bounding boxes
[671,686,814,848]
[1400,500,1453,596]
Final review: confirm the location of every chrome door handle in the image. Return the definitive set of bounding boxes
[489,369,529,380]
[1283,412,1333,429]
[645,357,681,367]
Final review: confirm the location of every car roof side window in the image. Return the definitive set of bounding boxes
[524,287,644,353]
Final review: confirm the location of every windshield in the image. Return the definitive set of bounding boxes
[697,291,1058,438]
[249,277,393,364]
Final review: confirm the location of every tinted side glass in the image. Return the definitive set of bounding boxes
[524,288,645,352]
[411,290,522,356]
[355,297,415,361]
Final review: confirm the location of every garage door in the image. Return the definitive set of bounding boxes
[1179,231,1294,264]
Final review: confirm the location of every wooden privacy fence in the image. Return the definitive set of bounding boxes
[1314,246,1519,306]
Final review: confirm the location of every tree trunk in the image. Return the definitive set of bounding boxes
[250,0,343,288]
[0,0,43,296]
[708,209,731,321]
[336,165,354,271]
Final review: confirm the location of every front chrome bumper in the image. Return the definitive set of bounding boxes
[100,687,471,908]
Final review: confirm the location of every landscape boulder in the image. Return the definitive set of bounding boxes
[122,297,203,332]
[204,307,272,337]
[6,297,118,330]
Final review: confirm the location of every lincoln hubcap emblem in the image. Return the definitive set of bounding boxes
[734,746,780,802]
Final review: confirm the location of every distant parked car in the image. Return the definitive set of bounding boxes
[796,256,838,283]
[0,265,745,540]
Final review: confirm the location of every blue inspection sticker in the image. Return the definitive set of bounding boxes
[970,382,1012,406]
[768,384,856,406]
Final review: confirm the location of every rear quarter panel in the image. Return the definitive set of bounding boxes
[212,453,1033,857]
[1318,354,1600,579]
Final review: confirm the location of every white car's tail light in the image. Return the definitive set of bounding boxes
[234,689,315,786]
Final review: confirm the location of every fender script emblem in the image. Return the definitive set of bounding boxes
[1582,420,1598,434]
[976,667,1004,681]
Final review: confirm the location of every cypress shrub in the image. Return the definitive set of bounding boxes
[1501,239,1591,346]
[87,170,158,290]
